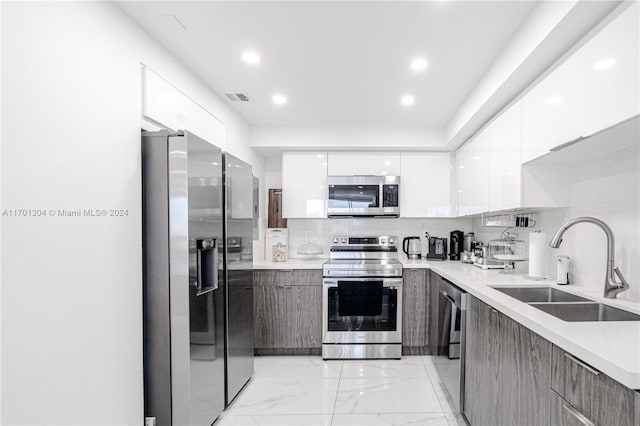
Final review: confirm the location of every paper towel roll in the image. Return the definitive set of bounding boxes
[528,231,547,278]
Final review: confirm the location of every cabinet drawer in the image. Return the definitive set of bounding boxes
[254,269,322,286]
[550,390,595,426]
[551,346,637,426]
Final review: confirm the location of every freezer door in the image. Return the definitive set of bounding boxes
[223,153,255,405]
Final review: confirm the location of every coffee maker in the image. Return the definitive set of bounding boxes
[449,230,464,261]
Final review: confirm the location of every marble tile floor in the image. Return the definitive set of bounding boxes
[217,356,466,426]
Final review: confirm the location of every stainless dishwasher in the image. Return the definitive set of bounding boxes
[433,278,467,414]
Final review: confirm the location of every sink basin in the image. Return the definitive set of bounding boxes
[529,302,640,322]
[492,286,591,303]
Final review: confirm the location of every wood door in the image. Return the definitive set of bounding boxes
[268,188,287,228]
[463,296,499,426]
[496,311,551,426]
[290,285,322,348]
[253,284,289,348]
[402,269,428,349]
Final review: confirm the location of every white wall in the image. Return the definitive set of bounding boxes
[1,2,262,424]
[251,126,446,152]
[473,145,640,302]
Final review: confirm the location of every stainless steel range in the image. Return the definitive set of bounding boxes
[322,236,403,359]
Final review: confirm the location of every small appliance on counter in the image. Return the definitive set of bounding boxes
[463,232,476,252]
[403,236,421,259]
[460,233,476,263]
[449,230,464,261]
[427,236,447,261]
[473,243,504,269]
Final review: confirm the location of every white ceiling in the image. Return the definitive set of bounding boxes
[119,1,538,127]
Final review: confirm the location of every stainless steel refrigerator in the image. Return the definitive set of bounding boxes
[142,130,254,426]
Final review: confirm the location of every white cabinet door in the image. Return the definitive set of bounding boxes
[522,3,640,164]
[327,152,401,176]
[400,152,452,217]
[282,152,328,218]
[457,129,490,216]
[489,101,522,212]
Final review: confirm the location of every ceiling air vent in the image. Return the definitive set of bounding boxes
[225,93,251,102]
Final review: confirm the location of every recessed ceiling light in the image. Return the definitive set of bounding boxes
[241,50,261,65]
[593,58,616,70]
[545,95,564,105]
[410,58,428,72]
[401,95,415,106]
[383,160,391,166]
[272,94,287,105]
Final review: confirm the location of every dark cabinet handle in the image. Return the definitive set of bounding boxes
[564,353,600,376]
[561,402,595,426]
[196,238,218,295]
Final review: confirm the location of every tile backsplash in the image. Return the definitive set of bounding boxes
[274,217,472,260]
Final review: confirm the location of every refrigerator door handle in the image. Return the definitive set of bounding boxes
[196,238,218,294]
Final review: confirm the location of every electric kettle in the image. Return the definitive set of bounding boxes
[403,236,421,259]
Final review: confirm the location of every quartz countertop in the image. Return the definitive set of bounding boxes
[253,258,328,269]
[253,256,640,389]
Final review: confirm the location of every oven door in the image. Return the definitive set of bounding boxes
[327,176,383,216]
[323,277,402,344]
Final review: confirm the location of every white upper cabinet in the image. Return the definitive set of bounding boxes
[282,152,328,218]
[400,152,452,217]
[457,129,490,216]
[328,152,401,176]
[489,101,522,212]
[522,3,640,163]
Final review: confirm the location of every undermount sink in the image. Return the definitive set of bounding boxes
[490,286,640,322]
[492,286,591,303]
[530,302,640,322]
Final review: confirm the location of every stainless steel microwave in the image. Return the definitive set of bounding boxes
[327,176,400,217]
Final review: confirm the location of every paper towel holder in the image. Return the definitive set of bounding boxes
[525,230,548,281]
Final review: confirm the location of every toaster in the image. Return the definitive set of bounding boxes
[473,244,504,269]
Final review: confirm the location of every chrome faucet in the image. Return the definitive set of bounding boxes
[549,216,629,299]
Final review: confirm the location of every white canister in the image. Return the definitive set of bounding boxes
[556,255,571,285]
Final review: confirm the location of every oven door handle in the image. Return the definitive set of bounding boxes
[323,278,402,288]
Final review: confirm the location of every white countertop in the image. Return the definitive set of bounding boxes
[253,257,640,389]
[254,258,328,269]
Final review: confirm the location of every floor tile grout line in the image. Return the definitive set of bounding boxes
[330,362,343,425]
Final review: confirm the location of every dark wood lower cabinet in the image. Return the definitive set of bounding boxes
[550,345,639,426]
[402,269,430,354]
[463,295,551,426]
[464,295,500,426]
[253,269,322,353]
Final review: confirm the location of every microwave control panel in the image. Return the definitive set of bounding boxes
[382,184,399,207]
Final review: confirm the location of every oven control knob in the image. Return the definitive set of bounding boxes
[341,238,347,244]
[380,238,387,244]
[333,238,339,244]
[389,238,395,245]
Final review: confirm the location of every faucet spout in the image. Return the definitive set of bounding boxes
[548,216,629,299]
